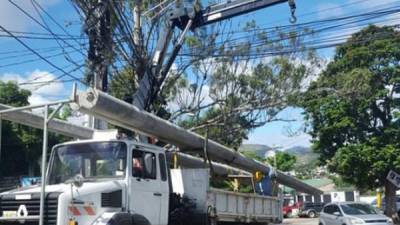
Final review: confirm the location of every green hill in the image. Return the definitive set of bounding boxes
[240,144,319,165]
[239,144,271,158]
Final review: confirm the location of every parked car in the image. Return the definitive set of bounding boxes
[299,202,325,218]
[371,195,400,215]
[283,202,301,218]
[319,202,393,225]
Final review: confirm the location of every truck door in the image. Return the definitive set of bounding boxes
[158,153,169,225]
[130,149,161,225]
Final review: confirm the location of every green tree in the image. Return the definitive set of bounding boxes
[266,151,297,172]
[0,81,70,177]
[176,56,316,149]
[300,25,400,218]
[0,81,31,176]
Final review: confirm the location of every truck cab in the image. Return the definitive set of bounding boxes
[0,138,170,225]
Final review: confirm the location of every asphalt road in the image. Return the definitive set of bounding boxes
[280,218,319,225]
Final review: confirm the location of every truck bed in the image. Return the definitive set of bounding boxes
[207,188,282,224]
[170,169,282,224]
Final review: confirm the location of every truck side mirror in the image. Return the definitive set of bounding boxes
[144,153,155,178]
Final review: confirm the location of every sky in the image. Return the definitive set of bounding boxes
[0,0,399,149]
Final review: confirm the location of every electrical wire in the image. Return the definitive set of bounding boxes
[0,49,80,68]
[31,0,85,47]
[0,24,86,85]
[30,0,84,72]
[8,0,86,57]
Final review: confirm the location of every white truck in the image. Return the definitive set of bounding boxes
[0,138,282,225]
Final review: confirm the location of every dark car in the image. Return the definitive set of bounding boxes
[298,202,325,218]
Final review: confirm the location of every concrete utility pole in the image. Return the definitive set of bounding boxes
[72,89,322,195]
[0,102,318,194]
[0,104,94,139]
[0,103,246,176]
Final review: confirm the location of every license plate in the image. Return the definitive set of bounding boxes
[2,211,17,218]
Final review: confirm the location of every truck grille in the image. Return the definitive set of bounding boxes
[101,190,122,208]
[0,192,60,225]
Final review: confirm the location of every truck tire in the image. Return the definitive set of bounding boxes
[308,210,316,218]
[107,213,150,225]
[132,214,151,225]
[107,213,133,225]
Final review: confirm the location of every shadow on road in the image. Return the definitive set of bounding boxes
[277,218,319,225]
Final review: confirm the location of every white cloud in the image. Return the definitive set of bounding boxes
[0,70,67,105]
[28,94,49,105]
[0,0,61,32]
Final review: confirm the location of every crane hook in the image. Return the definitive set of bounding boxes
[288,0,297,24]
[290,14,297,24]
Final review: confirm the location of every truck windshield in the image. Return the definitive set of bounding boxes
[48,142,127,184]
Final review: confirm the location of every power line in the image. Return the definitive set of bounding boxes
[30,0,84,72]
[8,0,86,57]
[31,0,85,47]
[0,45,85,55]
[19,64,85,90]
[181,6,400,59]
[0,24,86,85]
[0,33,86,40]
[177,24,400,61]
[0,49,80,68]
[0,30,82,38]
[188,6,400,50]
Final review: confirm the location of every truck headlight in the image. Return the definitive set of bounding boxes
[346,218,364,225]
[387,218,394,225]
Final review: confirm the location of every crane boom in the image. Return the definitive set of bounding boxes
[132,0,295,110]
[174,0,290,29]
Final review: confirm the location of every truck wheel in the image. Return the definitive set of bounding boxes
[132,214,151,225]
[208,218,217,225]
[107,213,133,225]
[107,213,150,225]
[308,211,316,218]
[287,211,292,218]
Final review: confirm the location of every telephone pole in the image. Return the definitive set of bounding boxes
[78,0,113,129]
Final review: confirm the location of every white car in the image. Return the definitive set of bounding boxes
[319,202,393,225]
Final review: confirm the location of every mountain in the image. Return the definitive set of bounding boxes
[240,144,319,165]
[285,146,312,155]
[287,146,319,165]
[239,144,271,158]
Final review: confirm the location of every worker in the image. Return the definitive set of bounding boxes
[132,157,144,178]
